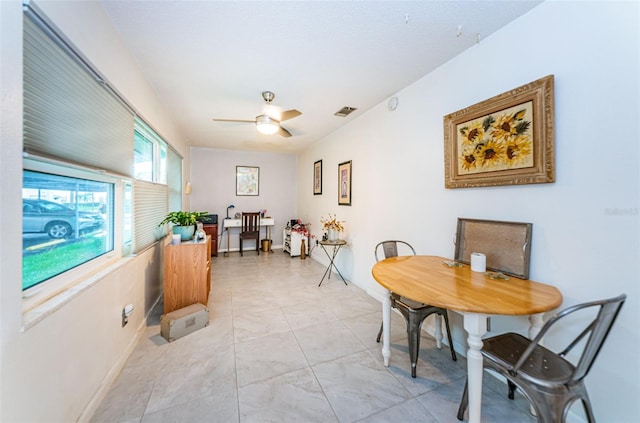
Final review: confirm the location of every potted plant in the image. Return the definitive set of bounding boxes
[321,213,345,241]
[159,210,209,241]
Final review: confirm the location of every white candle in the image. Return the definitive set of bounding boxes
[470,252,486,272]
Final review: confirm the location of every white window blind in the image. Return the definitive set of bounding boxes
[23,11,134,176]
[134,180,168,252]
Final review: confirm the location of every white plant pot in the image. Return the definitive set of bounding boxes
[327,228,339,241]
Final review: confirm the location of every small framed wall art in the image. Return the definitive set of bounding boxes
[313,159,322,195]
[338,160,352,206]
[236,166,259,196]
[443,75,555,188]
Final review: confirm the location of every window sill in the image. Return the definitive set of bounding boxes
[22,256,135,331]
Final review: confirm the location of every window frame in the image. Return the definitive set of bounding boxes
[22,157,129,313]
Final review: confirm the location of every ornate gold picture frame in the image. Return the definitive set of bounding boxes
[444,75,555,188]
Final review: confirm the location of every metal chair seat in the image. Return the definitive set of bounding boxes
[457,294,626,423]
[483,332,575,386]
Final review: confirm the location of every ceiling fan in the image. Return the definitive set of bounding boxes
[213,91,302,138]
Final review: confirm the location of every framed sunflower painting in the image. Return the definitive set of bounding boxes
[444,75,555,188]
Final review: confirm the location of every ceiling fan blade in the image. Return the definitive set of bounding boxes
[212,118,255,123]
[279,109,302,122]
[278,126,292,138]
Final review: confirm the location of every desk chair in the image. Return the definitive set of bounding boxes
[457,294,626,423]
[375,240,457,378]
[239,212,260,256]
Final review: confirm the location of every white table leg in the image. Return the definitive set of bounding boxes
[434,315,443,349]
[463,313,488,423]
[382,290,391,366]
[528,313,545,339]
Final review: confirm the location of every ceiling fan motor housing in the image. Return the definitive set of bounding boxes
[261,91,275,104]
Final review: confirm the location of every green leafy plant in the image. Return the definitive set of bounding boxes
[158,211,209,227]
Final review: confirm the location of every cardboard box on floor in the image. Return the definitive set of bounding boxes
[160,303,209,342]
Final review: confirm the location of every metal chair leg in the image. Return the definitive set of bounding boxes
[441,310,457,361]
[407,313,423,378]
[376,322,383,343]
[457,378,468,421]
[508,380,516,399]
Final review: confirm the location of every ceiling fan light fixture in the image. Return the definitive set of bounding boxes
[255,115,280,135]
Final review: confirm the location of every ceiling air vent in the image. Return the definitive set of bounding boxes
[334,107,357,117]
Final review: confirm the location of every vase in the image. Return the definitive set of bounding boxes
[327,228,339,241]
[172,225,195,241]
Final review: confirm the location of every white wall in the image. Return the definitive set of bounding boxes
[298,1,639,421]
[190,147,297,251]
[0,1,188,421]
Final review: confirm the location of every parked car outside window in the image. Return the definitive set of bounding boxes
[22,199,104,239]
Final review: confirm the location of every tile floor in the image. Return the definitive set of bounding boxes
[91,250,536,422]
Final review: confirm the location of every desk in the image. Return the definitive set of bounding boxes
[222,218,274,255]
[318,239,347,286]
[371,255,562,423]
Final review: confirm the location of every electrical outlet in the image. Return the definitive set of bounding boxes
[122,304,134,327]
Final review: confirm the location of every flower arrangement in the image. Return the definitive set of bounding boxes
[321,213,345,232]
[291,219,315,238]
[259,209,267,217]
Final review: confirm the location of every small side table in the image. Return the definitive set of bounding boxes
[318,239,348,286]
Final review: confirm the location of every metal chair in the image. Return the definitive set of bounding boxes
[457,294,626,423]
[239,212,260,256]
[375,240,457,378]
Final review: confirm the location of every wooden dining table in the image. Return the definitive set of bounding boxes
[372,255,562,423]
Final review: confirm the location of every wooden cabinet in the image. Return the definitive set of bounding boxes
[164,235,211,314]
[202,223,218,256]
[283,228,308,257]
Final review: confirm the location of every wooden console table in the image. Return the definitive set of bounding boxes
[163,235,211,314]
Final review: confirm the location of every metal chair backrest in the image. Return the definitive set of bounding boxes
[374,240,416,262]
[515,294,626,383]
[241,212,260,233]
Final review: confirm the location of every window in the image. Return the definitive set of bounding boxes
[22,169,114,291]
[134,118,168,184]
[22,4,134,311]
[132,118,179,252]
[122,181,133,256]
[134,132,154,181]
[21,2,183,314]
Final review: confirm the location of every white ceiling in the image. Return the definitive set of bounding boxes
[100,0,542,153]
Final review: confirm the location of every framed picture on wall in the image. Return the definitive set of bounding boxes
[313,160,322,195]
[236,166,259,196]
[443,74,555,188]
[338,160,351,206]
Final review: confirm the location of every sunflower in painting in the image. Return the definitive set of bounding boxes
[476,139,505,169]
[504,134,533,167]
[459,121,485,145]
[456,102,534,175]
